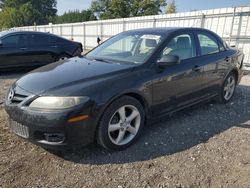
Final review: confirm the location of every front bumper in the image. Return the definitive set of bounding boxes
[5,100,97,150]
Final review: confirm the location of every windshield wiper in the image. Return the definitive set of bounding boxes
[92,58,115,64]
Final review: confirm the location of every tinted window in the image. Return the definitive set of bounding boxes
[2,34,28,47]
[29,34,50,46]
[198,33,219,55]
[161,34,196,60]
[51,36,67,44]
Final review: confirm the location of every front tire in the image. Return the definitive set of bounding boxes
[218,72,237,103]
[97,96,145,150]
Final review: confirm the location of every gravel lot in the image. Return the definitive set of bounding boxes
[0,71,250,188]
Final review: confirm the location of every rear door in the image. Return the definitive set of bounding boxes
[152,31,205,116]
[28,34,56,65]
[195,31,229,93]
[0,34,30,68]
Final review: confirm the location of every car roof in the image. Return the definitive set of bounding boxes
[124,27,215,36]
[0,30,61,38]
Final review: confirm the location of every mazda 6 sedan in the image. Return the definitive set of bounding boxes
[5,27,244,150]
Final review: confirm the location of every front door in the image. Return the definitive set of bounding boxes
[0,34,29,68]
[152,32,204,116]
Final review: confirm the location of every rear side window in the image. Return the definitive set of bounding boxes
[29,34,50,46]
[198,33,219,55]
[51,36,67,44]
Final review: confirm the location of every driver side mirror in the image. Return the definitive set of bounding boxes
[157,55,180,67]
[0,40,3,47]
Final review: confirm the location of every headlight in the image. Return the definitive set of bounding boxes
[29,96,89,110]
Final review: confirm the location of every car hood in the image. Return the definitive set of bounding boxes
[16,57,135,95]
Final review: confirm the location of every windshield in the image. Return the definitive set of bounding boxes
[86,33,164,65]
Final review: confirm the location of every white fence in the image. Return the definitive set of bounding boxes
[16,6,250,67]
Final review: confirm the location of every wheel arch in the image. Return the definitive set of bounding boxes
[103,91,149,118]
[226,68,239,84]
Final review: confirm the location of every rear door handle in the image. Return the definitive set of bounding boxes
[51,45,57,48]
[192,65,201,72]
[20,47,28,50]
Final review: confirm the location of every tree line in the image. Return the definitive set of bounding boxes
[0,0,176,29]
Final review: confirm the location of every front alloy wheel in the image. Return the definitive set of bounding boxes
[108,105,141,146]
[97,96,145,150]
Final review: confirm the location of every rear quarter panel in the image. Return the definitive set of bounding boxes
[223,48,244,84]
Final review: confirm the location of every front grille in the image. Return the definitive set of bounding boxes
[9,119,29,138]
[12,93,28,103]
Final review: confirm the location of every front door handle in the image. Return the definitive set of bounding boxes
[192,65,201,72]
[20,47,28,50]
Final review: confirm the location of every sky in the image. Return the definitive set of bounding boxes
[57,0,250,15]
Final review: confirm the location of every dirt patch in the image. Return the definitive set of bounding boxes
[0,73,250,188]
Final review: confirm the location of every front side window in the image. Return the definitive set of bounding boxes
[2,35,28,47]
[198,33,219,55]
[160,34,196,61]
[86,33,163,65]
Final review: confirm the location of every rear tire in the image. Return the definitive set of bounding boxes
[97,96,145,151]
[217,72,237,103]
[56,54,70,61]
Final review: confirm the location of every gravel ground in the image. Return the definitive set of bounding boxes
[0,71,250,188]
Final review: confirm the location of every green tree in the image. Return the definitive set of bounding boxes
[52,10,96,24]
[166,0,176,14]
[0,0,57,28]
[91,0,167,20]
[0,7,23,28]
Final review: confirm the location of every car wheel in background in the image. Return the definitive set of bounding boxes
[97,96,145,150]
[56,54,70,61]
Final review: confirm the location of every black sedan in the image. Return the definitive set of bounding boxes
[0,30,82,70]
[5,27,244,150]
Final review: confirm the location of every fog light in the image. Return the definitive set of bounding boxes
[44,133,65,143]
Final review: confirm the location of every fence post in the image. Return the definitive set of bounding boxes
[122,19,126,31]
[229,7,236,45]
[60,25,62,36]
[100,22,103,41]
[71,25,74,40]
[236,12,243,48]
[153,18,157,28]
[200,13,205,28]
[83,23,86,50]
[51,24,54,34]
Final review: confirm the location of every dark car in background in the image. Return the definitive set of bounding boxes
[5,27,244,151]
[0,30,82,70]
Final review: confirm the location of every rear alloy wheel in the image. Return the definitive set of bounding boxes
[97,96,145,150]
[57,55,69,61]
[218,73,237,103]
